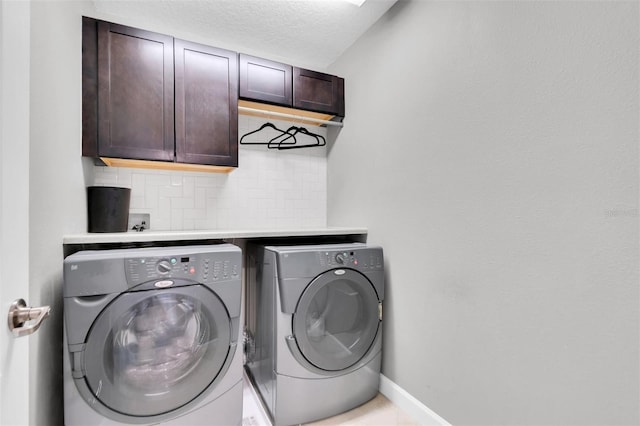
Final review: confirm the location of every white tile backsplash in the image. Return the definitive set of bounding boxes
[91,116,327,231]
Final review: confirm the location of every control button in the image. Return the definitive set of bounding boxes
[189,266,196,275]
[170,258,177,265]
[156,260,172,274]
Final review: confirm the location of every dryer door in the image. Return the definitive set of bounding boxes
[82,285,231,418]
[292,268,380,372]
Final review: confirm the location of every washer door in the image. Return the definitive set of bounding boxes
[83,285,231,418]
[292,268,380,372]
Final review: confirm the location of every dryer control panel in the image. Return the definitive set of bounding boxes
[318,249,383,271]
[125,251,240,287]
[269,243,383,279]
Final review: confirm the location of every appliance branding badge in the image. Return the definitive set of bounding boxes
[154,280,174,288]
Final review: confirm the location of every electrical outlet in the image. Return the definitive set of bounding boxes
[128,213,150,231]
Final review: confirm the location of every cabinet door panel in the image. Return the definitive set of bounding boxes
[97,21,174,161]
[175,40,238,167]
[239,54,292,106]
[293,68,344,116]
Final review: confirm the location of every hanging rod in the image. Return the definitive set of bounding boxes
[238,105,344,128]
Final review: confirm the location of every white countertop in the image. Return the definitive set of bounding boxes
[63,227,367,245]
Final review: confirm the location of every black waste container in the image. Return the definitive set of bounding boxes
[87,186,131,233]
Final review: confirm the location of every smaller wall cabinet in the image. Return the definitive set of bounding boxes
[239,55,292,106]
[293,67,344,117]
[239,54,344,119]
[83,17,238,171]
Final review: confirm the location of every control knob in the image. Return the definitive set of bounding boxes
[335,253,346,264]
[156,260,172,274]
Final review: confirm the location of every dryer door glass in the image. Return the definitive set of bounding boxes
[293,269,380,371]
[83,285,232,417]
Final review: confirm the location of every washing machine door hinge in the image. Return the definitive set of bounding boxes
[285,335,297,354]
[68,343,86,379]
[378,302,383,321]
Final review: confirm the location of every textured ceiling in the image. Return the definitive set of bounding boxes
[92,0,397,70]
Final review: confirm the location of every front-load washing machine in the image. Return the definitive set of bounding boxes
[245,243,384,425]
[63,244,243,425]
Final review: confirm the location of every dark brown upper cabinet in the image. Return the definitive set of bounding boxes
[239,53,344,119]
[175,40,238,167]
[95,21,175,162]
[293,68,345,117]
[239,54,292,106]
[83,17,238,171]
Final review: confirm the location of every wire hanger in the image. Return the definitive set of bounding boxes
[275,127,326,150]
[239,122,296,146]
[239,122,326,150]
[267,125,298,149]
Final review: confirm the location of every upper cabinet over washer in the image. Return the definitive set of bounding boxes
[91,21,175,163]
[83,17,238,172]
[174,39,238,167]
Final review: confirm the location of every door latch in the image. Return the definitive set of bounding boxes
[7,299,51,337]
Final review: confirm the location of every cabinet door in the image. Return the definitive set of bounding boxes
[175,40,238,167]
[293,68,345,117]
[97,21,174,161]
[239,54,292,107]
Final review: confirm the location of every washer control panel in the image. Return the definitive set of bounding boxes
[125,252,240,286]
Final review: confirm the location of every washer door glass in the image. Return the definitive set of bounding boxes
[293,269,380,371]
[83,285,231,418]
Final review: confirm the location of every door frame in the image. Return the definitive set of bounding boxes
[0,0,32,425]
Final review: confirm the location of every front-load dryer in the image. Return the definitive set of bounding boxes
[245,243,384,425]
[63,244,243,425]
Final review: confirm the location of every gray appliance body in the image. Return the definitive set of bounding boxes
[63,244,243,425]
[245,243,384,425]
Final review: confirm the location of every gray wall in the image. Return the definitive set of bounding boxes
[328,1,639,425]
[29,1,89,424]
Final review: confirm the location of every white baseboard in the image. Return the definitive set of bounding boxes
[379,374,451,426]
